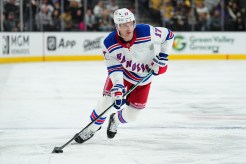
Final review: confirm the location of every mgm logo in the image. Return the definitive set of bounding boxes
[2,35,30,55]
[2,36,10,54]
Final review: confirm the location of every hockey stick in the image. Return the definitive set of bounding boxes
[52,70,154,153]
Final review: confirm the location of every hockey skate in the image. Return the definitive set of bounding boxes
[74,126,101,144]
[107,113,119,139]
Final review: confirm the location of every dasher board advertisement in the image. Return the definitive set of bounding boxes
[172,32,246,54]
[0,33,43,57]
[44,32,107,56]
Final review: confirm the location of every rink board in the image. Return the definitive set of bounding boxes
[0,32,246,63]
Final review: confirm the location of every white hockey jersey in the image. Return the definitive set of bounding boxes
[102,24,174,86]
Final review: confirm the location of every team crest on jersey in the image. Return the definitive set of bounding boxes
[116,53,150,72]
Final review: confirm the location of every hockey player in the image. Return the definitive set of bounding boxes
[75,8,174,143]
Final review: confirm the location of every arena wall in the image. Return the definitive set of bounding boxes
[0,32,246,63]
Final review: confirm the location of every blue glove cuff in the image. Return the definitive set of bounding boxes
[114,99,126,109]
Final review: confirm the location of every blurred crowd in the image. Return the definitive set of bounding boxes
[148,0,245,31]
[1,0,118,31]
[1,0,245,32]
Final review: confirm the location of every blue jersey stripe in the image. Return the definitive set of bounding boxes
[108,64,124,75]
[109,46,123,53]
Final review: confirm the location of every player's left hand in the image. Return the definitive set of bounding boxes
[110,84,126,109]
[151,53,168,75]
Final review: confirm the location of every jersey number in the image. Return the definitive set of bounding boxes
[154,28,162,38]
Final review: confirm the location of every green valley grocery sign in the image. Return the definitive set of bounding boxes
[173,35,186,51]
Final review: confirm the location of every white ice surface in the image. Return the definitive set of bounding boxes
[0,61,246,164]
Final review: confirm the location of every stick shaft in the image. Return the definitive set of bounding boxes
[54,70,153,150]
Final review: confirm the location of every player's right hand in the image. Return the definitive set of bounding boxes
[110,84,126,109]
[151,53,168,75]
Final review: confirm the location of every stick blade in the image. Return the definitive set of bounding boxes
[52,147,63,153]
